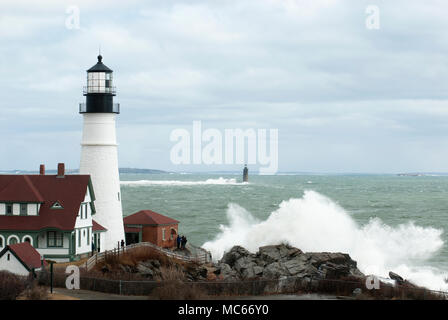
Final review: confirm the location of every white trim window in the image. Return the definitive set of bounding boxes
[48,231,63,247]
[7,235,19,245]
[22,235,33,246]
[6,204,13,216]
[20,203,28,216]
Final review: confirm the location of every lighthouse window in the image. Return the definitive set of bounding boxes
[87,72,107,93]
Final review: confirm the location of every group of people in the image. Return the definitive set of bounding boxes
[176,234,188,249]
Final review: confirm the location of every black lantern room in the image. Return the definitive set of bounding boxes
[79,55,120,114]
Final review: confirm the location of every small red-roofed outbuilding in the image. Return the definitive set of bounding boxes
[0,242,47,276]
[123,210,179,248]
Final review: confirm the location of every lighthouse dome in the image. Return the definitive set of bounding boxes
[87,55,113,73]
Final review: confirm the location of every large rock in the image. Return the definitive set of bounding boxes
[263,262,289,279]
[305,252,362,279]
[306,252,357,269]
[216,244,364,283]
[318,262,350,279]
[234,256,257,274]
[214,263,239,281]
[221,246,254,267]
[283,257,319,277]
[258,244,303,264]
[241,265,264,279]
[258,246,283,264]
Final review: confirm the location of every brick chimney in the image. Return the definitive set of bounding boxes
[39,164,45,175]
[57,163,65,178]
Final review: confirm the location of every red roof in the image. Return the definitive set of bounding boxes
[0,175,44,202]
[125,226,141,233]
[6,242,47,270]
[92,219,107,232]
[124,210,179,226]
[0,174,92,231]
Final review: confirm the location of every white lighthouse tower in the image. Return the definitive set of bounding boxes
[79,55,124,251]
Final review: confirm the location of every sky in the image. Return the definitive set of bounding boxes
[1,0,448,173]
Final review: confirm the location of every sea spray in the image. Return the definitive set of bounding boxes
[202,190,447,291]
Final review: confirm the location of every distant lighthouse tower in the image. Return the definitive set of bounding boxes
[79,55,124,251]
[243,164,249,182]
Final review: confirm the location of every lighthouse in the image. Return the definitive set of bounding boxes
[79,55,124,251]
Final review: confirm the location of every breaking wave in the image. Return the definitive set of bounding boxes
[202,190,447,291]
[121,177,248,186]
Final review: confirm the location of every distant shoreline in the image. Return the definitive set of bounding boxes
[0,168,169,174]
[2,169,448,176]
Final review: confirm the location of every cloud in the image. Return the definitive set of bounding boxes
[1,0,448,172]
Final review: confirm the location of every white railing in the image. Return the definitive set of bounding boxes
[84,242,212,271]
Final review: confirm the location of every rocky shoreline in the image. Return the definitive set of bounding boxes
[133,243,365,284]
[88,243,442,299]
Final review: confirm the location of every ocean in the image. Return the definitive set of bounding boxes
[120,173,448,291]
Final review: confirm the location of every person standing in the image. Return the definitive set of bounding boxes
[176,234,181,249]
[181,236,187,249]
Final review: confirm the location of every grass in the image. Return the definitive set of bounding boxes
[150,266,209,300]
[54,257,89,269]
[86,246,197,281]
[20,281,49,300]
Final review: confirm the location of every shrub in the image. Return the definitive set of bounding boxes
[22,281,49,300]
[0,271,26,300]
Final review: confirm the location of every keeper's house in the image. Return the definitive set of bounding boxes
[0,163,105,262]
